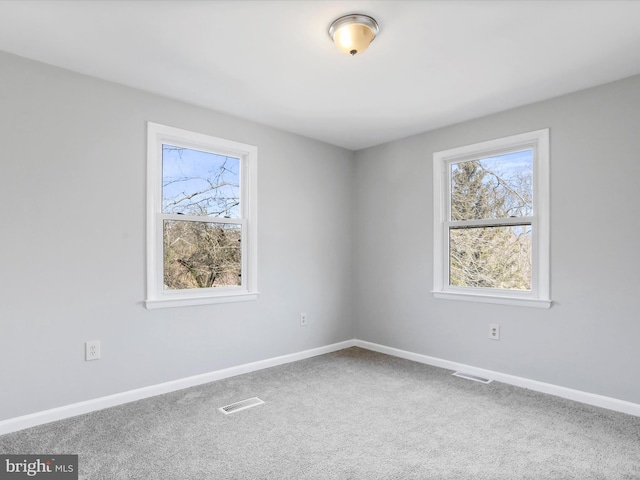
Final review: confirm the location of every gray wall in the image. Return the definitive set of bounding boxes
[354,74,640,404]
[0,51,355,421]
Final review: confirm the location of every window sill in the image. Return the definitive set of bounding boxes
[432,291,551,309]
[145,292,259,310]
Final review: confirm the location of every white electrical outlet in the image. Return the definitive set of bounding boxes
[300,312,308,326]
[489,324,500,340]
[85,340,101,361]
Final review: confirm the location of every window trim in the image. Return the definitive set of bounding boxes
[145,122,258,309]
[432,129,551,308]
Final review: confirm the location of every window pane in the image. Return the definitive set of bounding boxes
[163,220,241,290]
[162,144,240,218]
[450,150,532,221]
[449,225,531,290]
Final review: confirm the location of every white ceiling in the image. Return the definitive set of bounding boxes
[1,1,639,150]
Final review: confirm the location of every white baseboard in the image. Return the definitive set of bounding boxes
[354,339,640,417]
[0,340,356,436]
[2,338,638,435]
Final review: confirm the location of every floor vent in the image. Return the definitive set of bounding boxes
[452,371,493,384]
[219,397,265,415]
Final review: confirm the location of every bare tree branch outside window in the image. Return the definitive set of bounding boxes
[161,145,241,290]
[449,151,533,290]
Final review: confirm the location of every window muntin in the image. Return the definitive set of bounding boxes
[146,123,257,309]
[433,129,550,308]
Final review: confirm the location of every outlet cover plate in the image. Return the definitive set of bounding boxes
[85,340,101,361]
[489,324,500,340]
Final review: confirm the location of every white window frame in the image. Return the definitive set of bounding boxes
[432,129,550,308]
[145,122,258,309]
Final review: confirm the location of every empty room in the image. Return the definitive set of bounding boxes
[1,1,640,479]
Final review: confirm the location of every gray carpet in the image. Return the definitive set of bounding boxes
[1,347,639,479]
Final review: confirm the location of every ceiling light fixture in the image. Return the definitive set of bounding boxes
[328,14,379,56]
